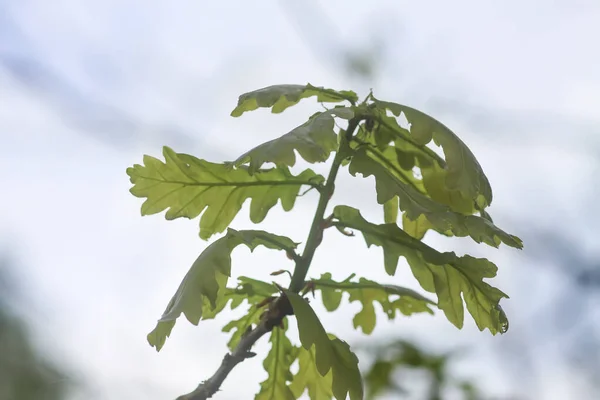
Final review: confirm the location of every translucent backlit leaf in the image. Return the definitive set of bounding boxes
[289,345,334,399]
[402,213,451,241]
[359,113,444,170]
[256,321,296,400]
[311,273,435,334]
[349,148,522,249]
[231,84,358,117]
[361,114,476,215]
[332,205,509,334]
[419,157,476,215]
[285,291,364,400]
[127,146,324,240]
[232,108,354,174]
[220,277,279,350]
[372,98,493,208]
[383,196,399,224]
[355,115,475,237]
[147,229,297,351]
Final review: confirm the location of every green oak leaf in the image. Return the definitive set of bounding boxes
[355,115,474,230]
[332,205,510,335]
[372,97,493,209]
[232,108,354,174]
[231,84,358,117]
[147,229,296,351]
[354,118,395,151]
[383,196,399,224]
[360,112,446,170]
[256,321,296,400]
[311,273,435,334]
[419,157,476,215]
[361,120,475,215]
[402,213,451,241]
[222,309,263,351]
[366,145,426,195]
[220,277,279,350]
[289,341,334,399]
[355,126,476,237]
[200,275,276,322]
[127,146,324,240]
[348,148,522,249]
[285,291,364,400]
[231,276,280,305]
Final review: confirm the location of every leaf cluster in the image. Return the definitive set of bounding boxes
[127,84,522,399]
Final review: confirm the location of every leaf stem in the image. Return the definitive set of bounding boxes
[288,117,361,293]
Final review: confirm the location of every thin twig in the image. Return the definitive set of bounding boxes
[288,117,362,293]
[175,323,270,400]
[175,118,361,399]
[175,294,294,400]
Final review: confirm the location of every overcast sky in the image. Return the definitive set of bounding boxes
[1,1,599,399]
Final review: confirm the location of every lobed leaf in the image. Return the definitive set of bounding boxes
[285,291,364,400]
[363,119,476,215]
[349,148,522,249]
[356,114,445,171]
[201,276,278,322]
[419,157,477,215]
[402,213,451,241]
[332,205,510,334]
[220,277,279,350]
[127,146,324,240]
[147,229,296,351]
[354,122,499,238]
[372,98,493,209]
[289,345,334,399]
[231,276,280,304]
[311,273,435,334]
[383,196,399,224]
[256,321,296,400]
[232,108,354,174]
[354,118,473,237]
[231,84,358,117]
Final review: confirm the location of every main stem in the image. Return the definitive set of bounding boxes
[288,117,360,293]
[178,117,361,400]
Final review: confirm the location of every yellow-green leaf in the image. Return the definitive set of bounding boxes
[126,146,324,240]
[332,205,509,335]
[402,213,452,240]
[232,109,353,174]
[383,196,399,224]
[285,291,364,400]
[147,229,296,351]
[372,98,493,209]
[220,277,279,350]
[256,322,296,400]
[231,84,358,117]
[290,345,334,399]
[311,273,435,334]
[348,148,522,249]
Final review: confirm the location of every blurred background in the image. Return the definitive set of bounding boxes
[1,1,599,399]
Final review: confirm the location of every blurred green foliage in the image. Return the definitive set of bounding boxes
[361,339,501,400]
[0,259,68,400]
